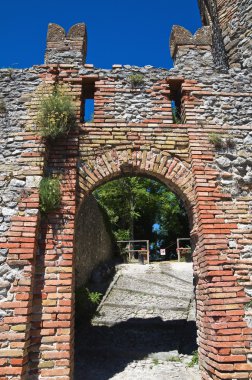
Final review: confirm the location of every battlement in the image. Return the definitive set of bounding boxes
[170,25,212,58]
[169,25,213,69]
[45,22,87,64]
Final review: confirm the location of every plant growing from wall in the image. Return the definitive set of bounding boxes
[36,85,75,140]
[86,288,103,305]
[128,74,144,88]
[244,300,252,310]
[39,177,61,213]
[75,285,103,323]
[208,132,224,148]
[209,133,235,149]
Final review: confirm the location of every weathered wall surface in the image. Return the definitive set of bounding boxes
[199,0,252,71]
[75,195,114,288]
[0,0,251,379]
[0,68,43,306]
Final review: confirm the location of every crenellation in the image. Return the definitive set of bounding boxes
[45,23,87,65]
[169,25,212,63]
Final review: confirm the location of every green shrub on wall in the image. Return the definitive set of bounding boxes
[208,132,224,148]
[209,133,235,149]
[39,177,61,213]
[36,85,75,140]
[128,74,144,87]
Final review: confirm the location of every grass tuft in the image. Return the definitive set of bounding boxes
[208,133,224,148]
[86,288,103,305]
[128,74,144,87]
[39,177,61,213]
[244,300,252,310]
[168,356,181,362]
[188,350,199,367]
[36,85,75,140]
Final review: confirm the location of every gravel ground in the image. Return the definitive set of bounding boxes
[74,262,200,380]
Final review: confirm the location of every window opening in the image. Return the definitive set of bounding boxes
[168,79,184,124]
[83,80,95,122]
[85,99,94,122]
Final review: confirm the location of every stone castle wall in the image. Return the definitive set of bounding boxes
[75,194,115,288]
[0,1,251,379]
[198,0,252,71]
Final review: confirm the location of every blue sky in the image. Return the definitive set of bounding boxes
[0,0,202,69]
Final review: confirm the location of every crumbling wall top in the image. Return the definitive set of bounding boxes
[169,25,212,58]
[45,22,87,65]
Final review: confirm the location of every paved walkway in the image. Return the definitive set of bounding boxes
[75,262,200,380]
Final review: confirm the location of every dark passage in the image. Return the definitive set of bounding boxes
[74,319,198,380]
[74,262,199,380]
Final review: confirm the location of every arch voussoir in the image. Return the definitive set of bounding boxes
[78,149,195,210]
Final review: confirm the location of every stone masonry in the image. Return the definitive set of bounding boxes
[0,0,251,379]
[75,194,115,288]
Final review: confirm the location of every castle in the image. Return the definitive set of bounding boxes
[0,0,251,379]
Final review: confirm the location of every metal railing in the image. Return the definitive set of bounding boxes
[176,238,191,262]
[117,240,150,264]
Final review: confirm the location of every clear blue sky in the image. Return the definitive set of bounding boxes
[0,0,202,69]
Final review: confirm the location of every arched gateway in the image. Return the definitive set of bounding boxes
[0,1,252,379]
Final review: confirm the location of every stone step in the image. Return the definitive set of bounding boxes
[107,287,190,308]
[121,262,192,276]
[92,304,188,326]
[158,264,193,283]
[102,302,188,312]
[116,275,192,299]
[92,263,194,327]
[121,272,193,291]
[142,267,192,285]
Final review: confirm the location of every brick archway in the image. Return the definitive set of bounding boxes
[74,148,200,368]
[78,148,196,229]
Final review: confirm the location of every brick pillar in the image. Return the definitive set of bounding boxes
[27,67,82,379]
[0,140,44,379]
[188,123,252,379]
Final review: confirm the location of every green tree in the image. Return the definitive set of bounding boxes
[93,176,189,250]
[156,190,189,248]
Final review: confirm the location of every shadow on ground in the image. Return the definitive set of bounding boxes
[74,318,197,380]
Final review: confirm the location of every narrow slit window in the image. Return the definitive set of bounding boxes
[169,79,184,124]
[85,99,94,122]
[83,80,95,123]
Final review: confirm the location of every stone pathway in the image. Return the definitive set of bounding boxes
[75,262,200,380]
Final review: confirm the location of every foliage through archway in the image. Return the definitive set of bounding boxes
[93,176,190,256]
